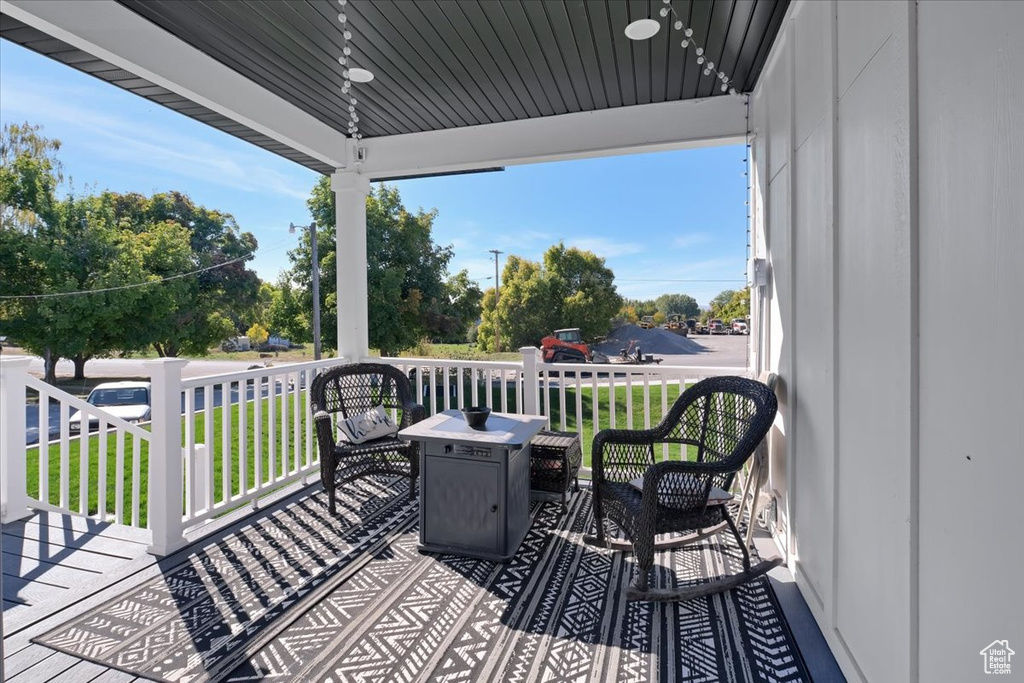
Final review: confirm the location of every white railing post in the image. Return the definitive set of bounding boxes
[0,357,33,523]
[145,358,188,556]
[520,347,541,416]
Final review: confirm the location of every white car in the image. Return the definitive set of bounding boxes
[69,381,151,432]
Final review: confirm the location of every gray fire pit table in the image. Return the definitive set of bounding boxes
[399,409,547,562]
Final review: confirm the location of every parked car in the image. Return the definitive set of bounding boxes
[731,319,749,335]
[69,381,151,432]
[709,319,726,335]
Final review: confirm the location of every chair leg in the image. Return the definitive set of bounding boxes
[583,485,609,547]
[744,459,769,549]
[328,483,337,515]
[723,508,752,572]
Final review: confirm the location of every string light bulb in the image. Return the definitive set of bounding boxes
[633,0,742,98]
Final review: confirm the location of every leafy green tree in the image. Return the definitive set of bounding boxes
[544,243,621,342]
[478,244,621,351]
[710,290,738,315]
[655,293,699,318]
[300,179,460,355]
[621,298,658,318]
[426,270,483,343]
[267,277,309,341]
[0,122,62,231]
[716,288,751,321]
[479,255,555,352]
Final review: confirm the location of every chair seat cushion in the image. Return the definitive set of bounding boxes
[628,474,732,507]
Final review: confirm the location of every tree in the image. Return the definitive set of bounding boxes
[544,243,621,342]
[246,322,269,347]
[479,256,555,352]
[654,293,699,318]
[477,244,621,351]
[2,124,261,378]
[621,298,657,318]
[267,276,308,341]
[710,290,738,315]
[425,270,483,343]
[299,179,462,355]
[716,288,751,321]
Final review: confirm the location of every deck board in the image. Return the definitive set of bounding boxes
[1,533,129,574]
[3,522,145,559]
[5,649,81,682]
[2,552,102,588]
[2,643,64,678]
[2,574,70,606]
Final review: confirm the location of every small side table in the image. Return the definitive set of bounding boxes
[400,410,546,562]
[529,430,582,513]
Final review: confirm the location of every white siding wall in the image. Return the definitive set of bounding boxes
[916,2,1024,682]
[750,1,1024,680]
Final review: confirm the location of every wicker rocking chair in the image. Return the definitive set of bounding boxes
[311,363,425,514]
[585,375,779,601]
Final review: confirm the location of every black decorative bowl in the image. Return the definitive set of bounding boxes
[461,406,491,429]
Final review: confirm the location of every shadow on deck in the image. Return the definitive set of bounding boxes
[3,479,841,682]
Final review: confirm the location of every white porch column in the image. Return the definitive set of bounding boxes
[144,357,188,556]
[0,357,33,523]
[331,171,372,361]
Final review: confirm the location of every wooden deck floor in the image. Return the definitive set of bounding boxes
[2,483,842,682]
[2,511,156,682]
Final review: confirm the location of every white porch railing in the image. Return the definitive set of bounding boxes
[1,349,745,555]
[376,347,747,467]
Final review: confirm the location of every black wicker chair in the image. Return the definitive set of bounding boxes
[311,363,425,514]
[585,375,779,601]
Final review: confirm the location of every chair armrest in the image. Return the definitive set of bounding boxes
[402,400,426,427]
[312,410,338,458]
[591,427,659,484]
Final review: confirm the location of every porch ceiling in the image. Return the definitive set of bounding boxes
[1,0,789,175]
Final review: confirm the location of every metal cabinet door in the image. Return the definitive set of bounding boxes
[421,456,500,553]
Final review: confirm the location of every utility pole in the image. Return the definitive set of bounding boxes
[291,222,321,360]
[489,249,503,352]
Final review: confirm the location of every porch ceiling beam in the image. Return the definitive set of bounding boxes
[358,96,746,179]
[1,0,350,168]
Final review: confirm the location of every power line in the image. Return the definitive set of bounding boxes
[0,253,254,300]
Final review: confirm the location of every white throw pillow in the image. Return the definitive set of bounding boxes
[338,406,398,444]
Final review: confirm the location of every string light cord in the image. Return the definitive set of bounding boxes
[658,0,740,96]
[0,252,254,301]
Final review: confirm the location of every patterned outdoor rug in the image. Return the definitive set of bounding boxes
[36,478,809,682]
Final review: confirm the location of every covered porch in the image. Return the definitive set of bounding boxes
[2,1,1022,681]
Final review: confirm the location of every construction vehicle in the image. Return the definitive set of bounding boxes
[540,328,593,363]
[667,314,689,336]
[638,315,655,330]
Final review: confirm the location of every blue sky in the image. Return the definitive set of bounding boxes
[0,40,747,307]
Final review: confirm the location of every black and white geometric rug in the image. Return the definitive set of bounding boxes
[36,478,808,682]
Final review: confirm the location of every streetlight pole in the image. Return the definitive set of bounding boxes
[291,222,321,360]
[489,249,503,352]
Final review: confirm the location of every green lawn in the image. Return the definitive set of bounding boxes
[25,377,694,529]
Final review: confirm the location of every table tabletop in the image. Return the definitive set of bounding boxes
[399,409,547,449]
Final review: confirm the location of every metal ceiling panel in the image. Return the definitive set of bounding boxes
[2,1,790,174]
